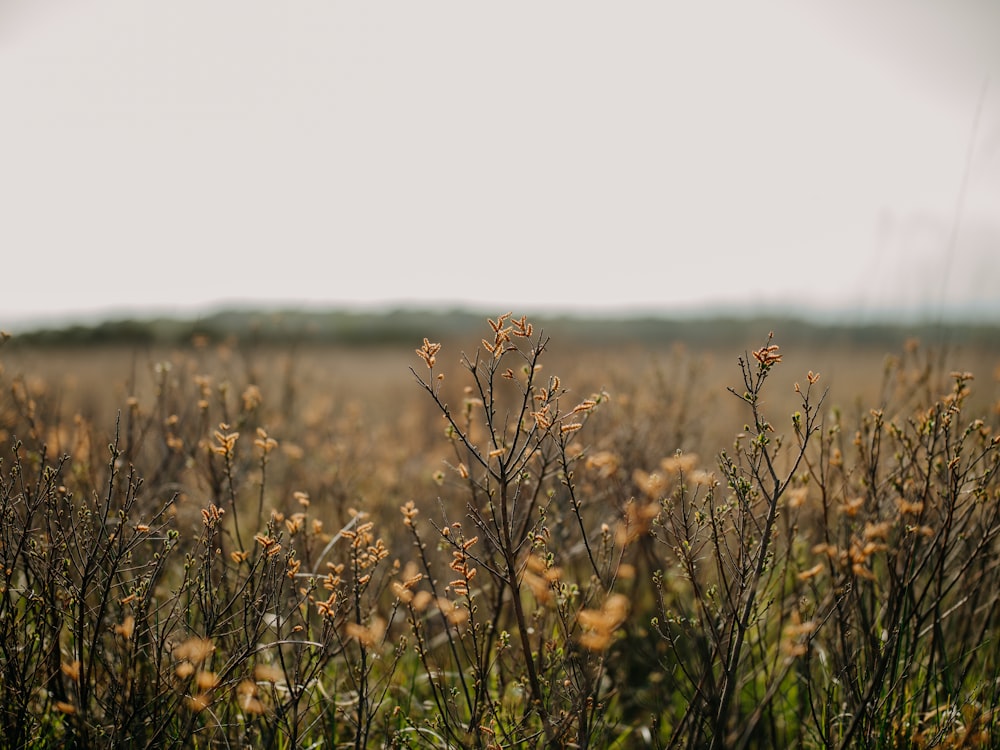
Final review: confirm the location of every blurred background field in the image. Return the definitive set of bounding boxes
[6,306,998,426]
[5,308,998,527]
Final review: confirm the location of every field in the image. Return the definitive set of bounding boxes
[2,313,999,748]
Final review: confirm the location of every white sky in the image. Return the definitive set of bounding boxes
[2,0,999,331]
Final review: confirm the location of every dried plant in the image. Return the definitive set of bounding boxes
[1,321,998,748]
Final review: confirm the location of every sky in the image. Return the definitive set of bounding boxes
[2,0,999,332]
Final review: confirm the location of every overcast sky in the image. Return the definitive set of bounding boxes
[2,0,999,331]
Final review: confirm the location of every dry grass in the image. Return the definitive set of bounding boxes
[1,318,999,748]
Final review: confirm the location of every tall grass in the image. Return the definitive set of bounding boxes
[0,319,998,748]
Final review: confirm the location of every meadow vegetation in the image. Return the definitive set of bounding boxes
[1,315,999,748]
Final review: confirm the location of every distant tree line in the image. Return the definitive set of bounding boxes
[7,307,998,350]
